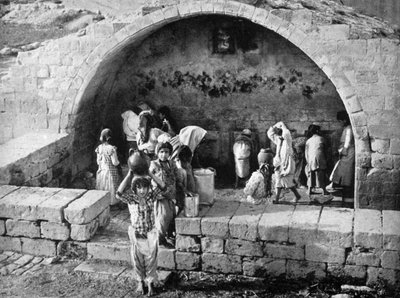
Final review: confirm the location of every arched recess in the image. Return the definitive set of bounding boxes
[64,1,368,207]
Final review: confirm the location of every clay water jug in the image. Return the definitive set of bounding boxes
[257,148,274,165]
[128,149,149,176]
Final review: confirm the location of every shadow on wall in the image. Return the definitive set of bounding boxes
[8,164,25,186]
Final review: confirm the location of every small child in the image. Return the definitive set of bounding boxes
[116,171,165,296]
[149,141,178,248]
[243,148,274,204]
[95,128,121,205]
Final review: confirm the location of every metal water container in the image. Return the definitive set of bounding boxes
[184,193,199,217]
[193,168,215,205]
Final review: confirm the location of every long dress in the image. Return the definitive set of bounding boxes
[267,124,296,189]
[330,125,355,187]
[305,134,327,188]
[95,143,121,205]
[149,159,177,240]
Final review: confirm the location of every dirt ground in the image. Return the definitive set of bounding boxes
[1,258,392,298]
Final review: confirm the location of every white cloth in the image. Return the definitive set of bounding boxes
[170,126,207,160]
[233,141,251,178]
[121,110,140,141]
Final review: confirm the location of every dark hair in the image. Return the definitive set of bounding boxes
[131,177,151,193]
[156,141,173,154]
[337,110,350,125]
[273,127,283,136]
[178,145,192,163]
[158,106,171,117]
[159,105,179,134]
[132,106,142,115]
[139,113,153,143]
[307,124,321,138]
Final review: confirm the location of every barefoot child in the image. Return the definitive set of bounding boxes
[95,128,121,205]
[116,172,165,296]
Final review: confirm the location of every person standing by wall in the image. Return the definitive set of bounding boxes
[121,106,141,155]
[267,122,301,203]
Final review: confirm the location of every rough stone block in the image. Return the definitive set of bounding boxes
[366,267,399,287]
[176,252,201,271]
[242,257,286,277]
[317,207,353,247]
[317,24,349,40]
[6,219,40,238]
[40,221,70,240]
[176,205,209,235]
[0,187,62,220]
[98,206,110,228]
[36,188,86,223]
[390,138,400,155]
[14,254,34,266]
[229,203,266,241]
[381,251,400,270]
[0,185,19,199]
[225,239,263,257]
[21,237,57,256]
[176,235,200,252]
[259,204,294,242]
[264,243,304,260]
[87,235,130,263]
[57,241,87,259]
[237,3,256,19]
[201,201,239,238]
[343,265,367,280]
[286,260,326,280]
[289,205,321,245]
[305,243,345,264]
[326,263,345,278]
[64,190,110,224]
[158,247,175,270]
[346,249,381,267]
[0,236,22,252]
[70,219,99,241]
[354,209,382,249]
[383,210,400,250]
[0,220,5,235]
[74,261,126,279]
[371,153,393,169]
[371,138,390,154]
[202,253,241,274]
[201,237,223,254]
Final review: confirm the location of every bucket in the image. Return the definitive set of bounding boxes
[193,168,215,205]
[184,193,199,217]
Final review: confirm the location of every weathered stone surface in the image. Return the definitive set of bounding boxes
[21,238,57,256]
[383,210,400,250]
[317,207,353,247]
[286,260,326,279]
[201,237,223,254]
[0,220,5,236]
[202,253,241,274]
[87,234,130,263]
[305,243,345,264]
[158,247,175,270]
[242,257,286,277]
[289,205,321,245]
[64,190,110,224]
[354,209,382,249]
[389,138,400,155]
[264,243,304,260]
[366,267,399,287]
[175,205,209,235]
[258,204,294,242]
[381,250,400,269]
[343,265,367,280]
[229,203,266,241]
[371,138,390,154]
[346,249,381,266]
[57,241,87,259]
[0,187,62,220]
[74,261,126,278]
[201,201,239,238]
[36,189,87,222]
[176,235,200,252]
[317,24,349,40]
[70,219,99,241]
[6,219,41,238]
[14,254,34,266]
[371,153,393,169]
[98,206,110,227]
[175,252,201,270]
[40,221,70,240]
[225,239,263,257]
[0,236,22,252]
[0,185,19,199]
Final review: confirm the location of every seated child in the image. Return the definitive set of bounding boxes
[116,170,165,296]
[243,148,274,205]
[149,141,178,248]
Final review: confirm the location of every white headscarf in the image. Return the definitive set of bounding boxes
[170,126,207,159]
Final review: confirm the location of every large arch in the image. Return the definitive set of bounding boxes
[64,1,370,207]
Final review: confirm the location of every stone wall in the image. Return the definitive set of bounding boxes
[0,1,399,209]
[0,185,110,257]
[170,202,400,287]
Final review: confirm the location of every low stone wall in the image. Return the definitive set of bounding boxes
[0,185,110,256]
[0,132,73,187]
[170,202,400,287]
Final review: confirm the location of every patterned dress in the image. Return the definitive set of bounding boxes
[95,143,121,205]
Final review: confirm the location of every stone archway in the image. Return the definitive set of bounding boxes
[65,1,370,207]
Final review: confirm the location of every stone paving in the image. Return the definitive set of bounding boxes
[0,251,57,276]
